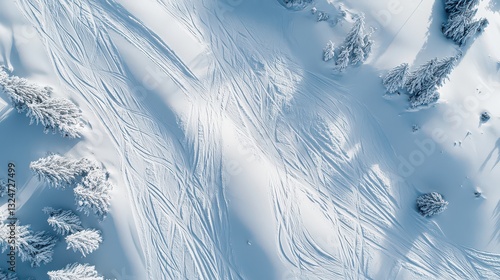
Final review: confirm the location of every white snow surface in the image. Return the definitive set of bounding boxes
[0,0,500,279]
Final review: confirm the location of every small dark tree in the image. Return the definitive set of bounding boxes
[480,111,491,123]
[416,192,448,217]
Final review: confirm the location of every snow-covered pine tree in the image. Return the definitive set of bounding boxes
[43,207,84,235]
[334,16,372,71]
[0,270,17,280]
[405,58,438,96]
[416,192,448,217]
[0,179,7,197]
[65,229,102,257]
[351,44,366,65]
[0,269,17,280]
[323,41,335,62]
[282,0,312,10]
[0,69,84,137]
[26,230,58,267]
[403,54,460,108]
[74,169,112,219]
[382,63,410,94]
[346,17,367,65]
[26,97,83,138]
[48,263,103,280]
[0,66,7,78]
[442,13,470,43]
[30,155,96,189]
[0,223,57,267]
[317,11,329,22]
[0,72,51,112]
[433,54,460,86]
[334,48,350,72]
[0,67,8,89]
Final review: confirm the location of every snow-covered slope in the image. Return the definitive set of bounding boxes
[1,0,500,279]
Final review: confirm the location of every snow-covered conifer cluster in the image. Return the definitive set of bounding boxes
[335,16,373,72]
[0,67,83,138]
[407,55,459,108]
[31,155,113,219]
[43,208,102,257]
[382,54,460,108]
[442,0,488,46]
[416,192,449,217]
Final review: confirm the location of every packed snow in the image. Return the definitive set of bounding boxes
[0,0,499,279]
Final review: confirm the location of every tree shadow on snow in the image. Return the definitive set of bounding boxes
[479,138,500,172]
[412,0,458,67]
[349,65,486,278]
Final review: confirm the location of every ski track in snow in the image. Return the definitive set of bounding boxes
[17,0,235,279]
[14,0,500,279]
